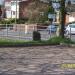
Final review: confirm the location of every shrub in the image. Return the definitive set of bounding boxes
[47,36,73,44]
[0,18,28,24]
[47,36,62,44]
[16,18,28,24]
[33,31,41,41]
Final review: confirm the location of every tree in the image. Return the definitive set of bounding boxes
[60,0,65,38]
[44,0,66,38]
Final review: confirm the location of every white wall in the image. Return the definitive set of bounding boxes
[5,1,19,19]
[69,16,75,22]
[11,1,19,18]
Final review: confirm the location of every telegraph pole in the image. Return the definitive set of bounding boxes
[60,0,65,38]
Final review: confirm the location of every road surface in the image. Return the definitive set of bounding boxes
[0,46,75,75]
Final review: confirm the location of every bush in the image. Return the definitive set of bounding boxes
[16,18,28,24]
[0,18,28,24]
[47,36,73,44]
[33,31,41,41]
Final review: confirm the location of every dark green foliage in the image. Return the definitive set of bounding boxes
[0,18,28,24]
[47,36,74,44]
[16,18,28,24]
[48,6,55,14]
[33,31,41,41]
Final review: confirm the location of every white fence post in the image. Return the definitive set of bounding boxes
[70,27,71,39]
[25,25,28,34]
[19,24,21,39]
[6,24,8,37]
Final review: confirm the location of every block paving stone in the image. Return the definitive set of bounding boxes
[0,46,75,75]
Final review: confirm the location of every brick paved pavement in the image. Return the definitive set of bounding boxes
[0,46,75,75]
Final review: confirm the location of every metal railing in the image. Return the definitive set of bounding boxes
[0,24,57,40]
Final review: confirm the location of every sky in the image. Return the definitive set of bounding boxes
[0,0,4,5]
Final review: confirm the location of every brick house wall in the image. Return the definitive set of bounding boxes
[19,0,31,18]
[19,0,49,21]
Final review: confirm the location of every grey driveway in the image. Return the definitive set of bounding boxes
[0,46,75,75]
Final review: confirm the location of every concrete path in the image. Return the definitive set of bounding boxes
[0,46,75,75]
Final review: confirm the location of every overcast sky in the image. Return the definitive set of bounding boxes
[0,0,4,5]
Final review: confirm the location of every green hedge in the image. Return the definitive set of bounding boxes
[0,18,28,24]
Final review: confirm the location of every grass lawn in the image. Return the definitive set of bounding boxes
[0,37,74,47]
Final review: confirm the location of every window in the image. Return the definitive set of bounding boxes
[69,24,75,28]
[11,2,16,6]
[12,11,15,15]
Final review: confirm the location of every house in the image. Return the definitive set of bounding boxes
[0,5,5,19]
[19,0,69,24]
[40,0,75,24]
[19,0,32,19]
[65,0,75,24]
[19,0,54,23]
[4,0,75,24]
[66,12,75,23]
[4,0,22,19]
